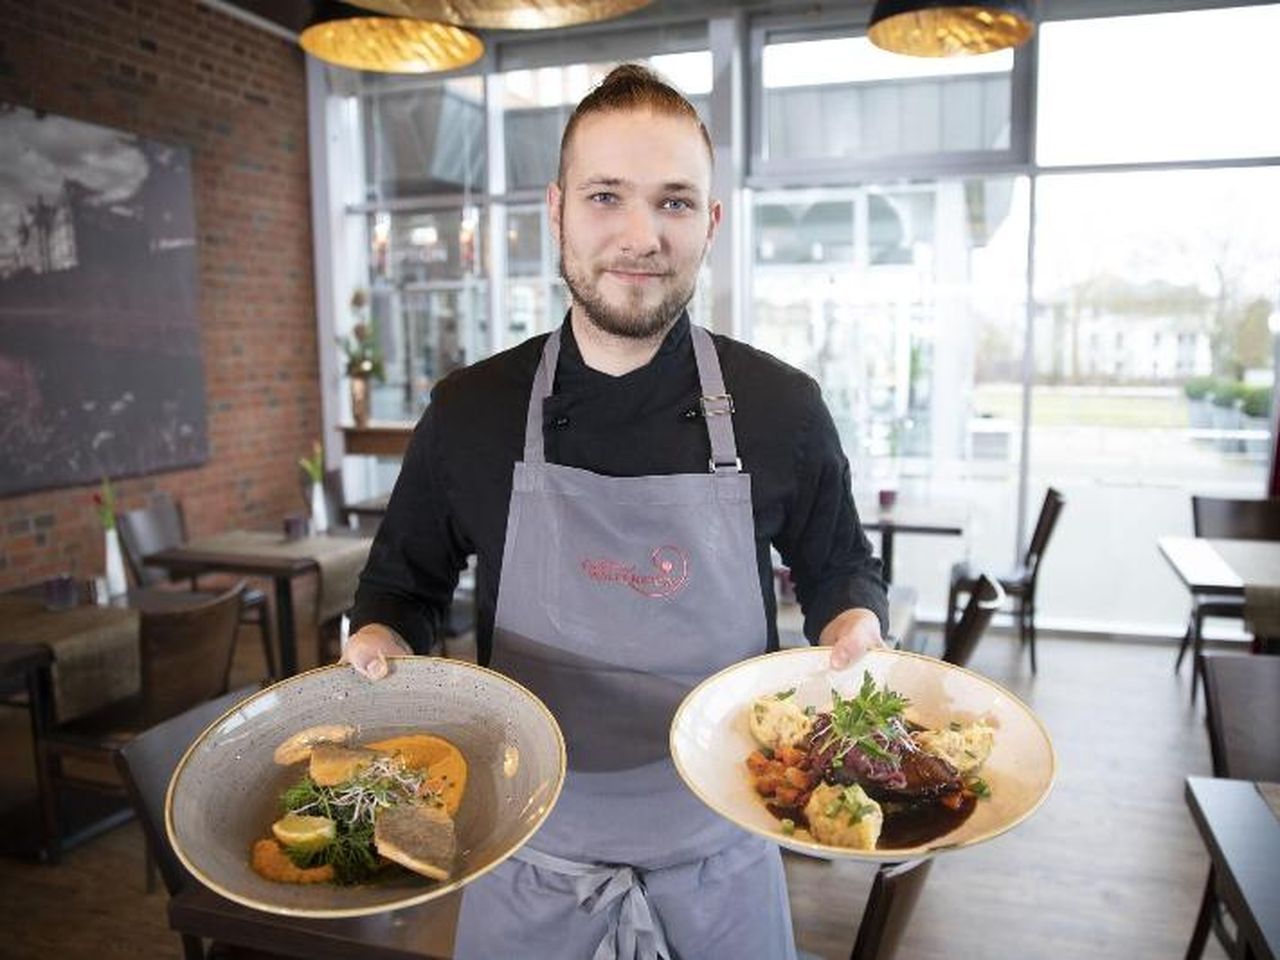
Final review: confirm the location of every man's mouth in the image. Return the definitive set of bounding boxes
[604,268,669,284]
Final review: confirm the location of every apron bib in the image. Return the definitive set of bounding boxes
[457,325,795,960]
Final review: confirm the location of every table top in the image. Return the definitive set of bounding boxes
[169,885,457,960]
[1159,536,1280,595]
[146,530,370,579]
[854,500,966,536]
[1185,776,1280,960]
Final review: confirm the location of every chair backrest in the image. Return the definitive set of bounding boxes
[114,684,261,896]
[1191,496,1280,541]
[943,574,1006,667]
[850,858,934,960]
[1023,487,1066,578]
[117,492,188,587]
[140,581,245,726]
[1200,651,1280,782]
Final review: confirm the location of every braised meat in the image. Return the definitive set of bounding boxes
[808,714,962,802]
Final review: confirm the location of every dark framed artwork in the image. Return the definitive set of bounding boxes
[0,103,207,497]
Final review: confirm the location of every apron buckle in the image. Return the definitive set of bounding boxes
[710,456,743,473]
[699,393,735,417]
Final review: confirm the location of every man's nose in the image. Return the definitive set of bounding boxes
[617,206,661,257]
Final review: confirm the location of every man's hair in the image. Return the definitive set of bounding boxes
[557,63,713,184]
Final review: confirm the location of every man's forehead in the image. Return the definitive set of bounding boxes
[562,109,712,188]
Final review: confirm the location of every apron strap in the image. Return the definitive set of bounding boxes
[690,325,741,473]
[513,846,672,960]
[523,328,563,465]
[523,322,741,473]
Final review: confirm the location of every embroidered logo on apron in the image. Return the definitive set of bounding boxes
[580,544,689,598]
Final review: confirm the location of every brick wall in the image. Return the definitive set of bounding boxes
[0,0,318,588]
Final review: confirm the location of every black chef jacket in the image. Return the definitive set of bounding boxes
[350,311,887,665]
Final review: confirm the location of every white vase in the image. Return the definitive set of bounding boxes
[104,527,129,598]
[309,481,329,535]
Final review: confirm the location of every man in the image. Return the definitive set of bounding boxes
[344,64,887,960]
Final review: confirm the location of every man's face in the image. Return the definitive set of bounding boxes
[549,109,721,340]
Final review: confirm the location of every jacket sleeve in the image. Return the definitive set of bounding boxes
[774,381,888,643]
[349,396,471,654]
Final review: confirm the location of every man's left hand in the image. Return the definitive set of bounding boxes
[819,608,886,669]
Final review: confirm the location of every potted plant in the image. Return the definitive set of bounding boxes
[338,289,384,427]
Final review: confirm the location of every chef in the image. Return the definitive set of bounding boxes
[344,63,887,960]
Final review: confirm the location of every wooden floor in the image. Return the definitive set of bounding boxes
[0,615,1230,959]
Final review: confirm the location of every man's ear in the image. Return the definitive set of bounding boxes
[706,198,723,246]
[547,181,562,248]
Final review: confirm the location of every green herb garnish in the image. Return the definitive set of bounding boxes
[280,755,435,885]
[774,688,796,700]
[968,777,992,799]
[780,818,796,836]
[821,671,912,767]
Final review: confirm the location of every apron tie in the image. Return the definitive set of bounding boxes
[515,847,672,960]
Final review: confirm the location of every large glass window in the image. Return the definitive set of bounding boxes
[1025,166,1279,629]
[759,35,1015,167]
[751,176,1029,610]
[1037,6,1280,167]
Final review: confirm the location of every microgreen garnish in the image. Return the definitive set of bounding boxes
[820,671,912,767]
[774,688,796,700]
[968,777,992,799]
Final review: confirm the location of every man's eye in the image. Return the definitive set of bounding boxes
[662,198,692,211]
[589,192,618,204]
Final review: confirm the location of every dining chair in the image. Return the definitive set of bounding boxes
[37,582,246,860]
[1174,495,1280,702]
[849,859,934,960]
[946,488,1065,675]
[118,492,277,677]
[114,684,261,960]
[1184,651,1280,960]
[941,574,1005,668]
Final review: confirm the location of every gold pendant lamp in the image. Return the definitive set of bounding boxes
[868,1,1034,57]
[300,1,485,73]
[340,0,655,31]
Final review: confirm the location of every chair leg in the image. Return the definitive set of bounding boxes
[255,603,277,679]
[1174,615,1194,673]
[1026,603,1038,676]
[944,581,962,647]
[1190,608,1207,704]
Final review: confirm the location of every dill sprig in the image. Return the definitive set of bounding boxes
[279,755,439,885]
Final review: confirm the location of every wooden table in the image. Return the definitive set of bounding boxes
[169,885,458,959]
[1158,536,1280,597]
[857,500,966,584]
[0,587,209,860]
[1184,777,1280,960]
[145,531,371,677]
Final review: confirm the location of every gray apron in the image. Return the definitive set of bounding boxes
[454,325,798,960]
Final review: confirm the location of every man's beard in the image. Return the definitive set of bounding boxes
[559,253,699,341]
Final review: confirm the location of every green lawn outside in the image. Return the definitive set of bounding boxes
[972,384,1188,428]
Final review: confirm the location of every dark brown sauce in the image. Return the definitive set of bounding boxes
[876,792,977,849]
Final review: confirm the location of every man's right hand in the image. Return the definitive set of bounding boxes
[341,623,413,680]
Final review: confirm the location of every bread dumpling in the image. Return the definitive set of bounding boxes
[914,721,994,775]
[804,783,883,850]
[749,694,812,752]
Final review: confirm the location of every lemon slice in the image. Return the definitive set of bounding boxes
[271,813,336,853]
